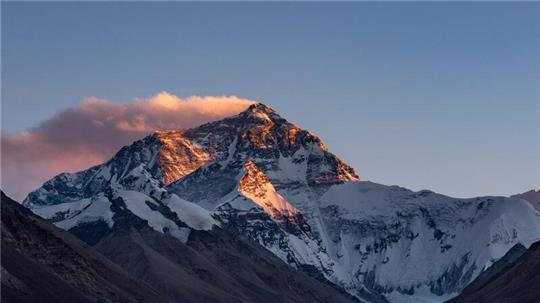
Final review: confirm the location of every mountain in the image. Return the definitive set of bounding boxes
[511,189,540,211]
[23,103,540,303]
[1,191,167,303]
[447,241,540,303]
[3,191,357,303]
[89,198,358,303]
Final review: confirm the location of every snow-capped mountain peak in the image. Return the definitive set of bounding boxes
[239,102,280,122]
[22,103,540,303]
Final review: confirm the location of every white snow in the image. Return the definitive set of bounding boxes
[163,194,217,231]
[117,190,193,242]
[33,198,92,220]
[55,194,114,230]
[238,161,299,218]
[223,136,238,164]
[251,111,271,122]
[313,181,540,301]
[265,151,308,184]
[216,177,540,302]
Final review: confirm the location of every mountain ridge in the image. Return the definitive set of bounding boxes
[511,189,540,211]
[2,191,359,303]
[1,191,169,303]
[22,103,540,303]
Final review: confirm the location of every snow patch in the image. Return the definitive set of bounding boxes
[164,194,218,231]
[56,194,114,230]
[117,190,192,242]
[33,198,92,220]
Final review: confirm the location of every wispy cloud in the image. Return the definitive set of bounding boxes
[1,92,254,201]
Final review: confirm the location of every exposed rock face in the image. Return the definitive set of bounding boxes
[23,103,540,303]
[154,131,212,184]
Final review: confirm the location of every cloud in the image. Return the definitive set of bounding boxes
[1,92,255,201]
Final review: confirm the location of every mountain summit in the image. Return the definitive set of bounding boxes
[25,102,358,207]
[23,103,540,303]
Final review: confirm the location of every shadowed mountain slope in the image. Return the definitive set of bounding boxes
[94,224,358,303]
[447,241,540,303]
[512,189,540,211]
[1,191,167,303]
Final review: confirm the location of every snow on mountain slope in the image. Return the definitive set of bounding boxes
[316,181,540,301]
[238,160,299,218]
[54,194,115,231]
[23,134,217,243]
[163,193,217,230]
[194,163,540,302]
[23,103,540,303]
[208,160,336,277]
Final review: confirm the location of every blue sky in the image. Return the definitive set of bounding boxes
[2,2,539,197]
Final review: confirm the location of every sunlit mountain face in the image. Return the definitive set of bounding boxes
[21,104,540,303]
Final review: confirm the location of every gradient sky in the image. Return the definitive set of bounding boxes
[2,2,539,198]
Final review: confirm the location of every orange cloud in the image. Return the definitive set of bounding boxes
[1,93,255,201]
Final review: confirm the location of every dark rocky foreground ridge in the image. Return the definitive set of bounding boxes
[447,240,540,303]
[1,191,357,303]
[1,192,164,303]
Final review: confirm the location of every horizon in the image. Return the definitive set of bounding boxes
[2,2,539,199]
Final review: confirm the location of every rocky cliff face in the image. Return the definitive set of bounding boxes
[23,103,540,303]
